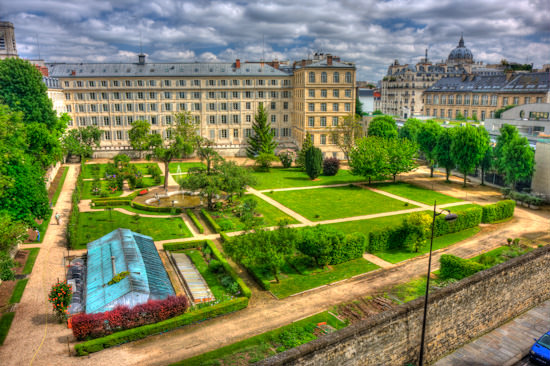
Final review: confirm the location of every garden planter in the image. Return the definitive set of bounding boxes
[529,204,540,210]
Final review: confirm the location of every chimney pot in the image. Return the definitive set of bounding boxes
[71,70,76,76]
[327,54,333,66]
[235,59,241,69]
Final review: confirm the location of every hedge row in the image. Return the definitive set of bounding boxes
[439,254,486,280]
[92,200,131,207]
[75,297,249,356]
[246,265,272,291]
[433,206,482,237]
[366,226,408,252]
[220,232,231,243]
[186,209,204,234]
[163,240,251,299]
[481,200,515,223]
[131,201,183,214]
[67,164,83,249]
[201,209,221,233]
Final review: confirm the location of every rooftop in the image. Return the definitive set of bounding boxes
[425,72,550,93]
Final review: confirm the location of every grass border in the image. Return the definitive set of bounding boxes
[22,248,40,275]
[0,312,15,346]
[186,209,204,234]
[9,279,29,304]
[51,166,69,206]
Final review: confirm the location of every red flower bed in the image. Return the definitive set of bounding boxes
[138,189,149,196]
[71,295,189,340]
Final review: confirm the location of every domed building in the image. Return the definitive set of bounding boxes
[447,35,474,66]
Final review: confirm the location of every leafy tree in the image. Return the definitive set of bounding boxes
[0,213,28,253]
[417,120,442,177]
[329,114,364,159]
[367,115,397,139]
[450,125,489,187]
[399,118,422,143]
[501,135,534,189]
[349,136,389,184]
[305,147,323,180]
[385,138,418,182]
[0,252,16,281]
[237,198,263,230]
[404,212,432,252]
[254,152,279,172]
[195,137,221,175]
[298,226,341,268]
[246,104,277,158]
[372,109,383,115]
[128,120,152,153]
[296,132,313,170]
[182,166,223,210]
[217,160,255,201]
[494,105,516,119]
[495,124,520,174]
[62,126,101,161]
[434,127,456,182]
[477,127,493,186]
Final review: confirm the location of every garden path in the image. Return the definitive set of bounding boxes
[362,253,394,268]
[257,181,368,193]
[0,164,77,366]
[246,186,312,224]
[357,184,432,209]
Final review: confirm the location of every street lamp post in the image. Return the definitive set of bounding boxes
[418,200,457,366]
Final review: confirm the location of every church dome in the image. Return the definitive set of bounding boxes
[448,35,473,63]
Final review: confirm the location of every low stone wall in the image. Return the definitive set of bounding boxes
[259,245,550,366]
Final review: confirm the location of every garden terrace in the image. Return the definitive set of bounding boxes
[266,185,416,221]
[82,163,156,179]
[250,167,367,190]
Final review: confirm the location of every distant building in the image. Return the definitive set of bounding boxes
[357,88,374,113]
[484,103,550,144]
[0,21,17,59]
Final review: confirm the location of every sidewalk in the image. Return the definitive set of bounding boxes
[434,299,550,366]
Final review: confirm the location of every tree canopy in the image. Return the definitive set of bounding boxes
[417,120,442,177]
[434,127,455,182]
[349,136,389,184]
[367,115,397,139]
[500,135,534,188]
[399,118,423,143]
[62,126,101,160]
[385,137,418,182]
[450,125,489,187]
[329,114,363,159]
[246,104,277,158]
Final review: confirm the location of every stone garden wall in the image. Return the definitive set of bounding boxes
[259,245,550,366]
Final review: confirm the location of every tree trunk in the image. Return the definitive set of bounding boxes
[164,160,169,190]
[368,177,371,185]
[393,174,397,183]
[463,171,467,187]
[481,167,485,186]
[273,267,280,283]
[430,164,434,178]
[445,168,450,182]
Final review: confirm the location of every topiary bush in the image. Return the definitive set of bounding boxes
[322,157,340,176]
[439,254,486,280]
[305,147,323,180]
[481,200,515,223]
[433,206,482,237]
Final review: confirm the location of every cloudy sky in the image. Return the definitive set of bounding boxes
[2,0,549,81]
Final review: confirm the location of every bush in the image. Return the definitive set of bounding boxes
[130,201,182,213]
[217,218,235,232]
[433,206,482,237]
[305,147,323,180]
[201,209,222,233]
[366,226,409,252]
[481,200,516,223]
[439,254,486,280]
[72,296,190,341]
[297,226,366,266]
[277,325,316,352]
[186,209,204,234]
[92,200,131,207]
[208,259,224,274]
[278,150,295,168]
[322,157,340,176]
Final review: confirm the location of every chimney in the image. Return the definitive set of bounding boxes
[111,256,116,275]
[327,54,333,66]
[235,59,241,69]
[273,60,279,69]
[505,69,515,81]
[71,70,76,76]
[301,59,306,67]
[138,53,146,65]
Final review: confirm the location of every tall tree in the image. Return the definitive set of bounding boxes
[494,124,520,174]
[305,146,323,180]
[417,120,443,177]
[246,104,277,158]
[501,135,535,189]
[349,136,389,184]
[450,125,489,187]
[399,118,423,143]
[434,127,456,182]
[62,126,101,161]
[385,138,418,182]
[296,132,313,170]
[329,114,363,159]
[477,126,493,186]
[195,137,221,175]
[367,115,398,139]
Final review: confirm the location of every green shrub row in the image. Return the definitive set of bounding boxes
[220,232,231,243]
[186,209,204,234]
[67,164,83,249]
[74,297,249,356]
[92,200,131,207]
[366,226,408,252]
[201,209,221,233]
[439,254,486,280]
[433,206,482,237]
[481,200,516,223]
[131,201,183,214]
[246,265,272,291]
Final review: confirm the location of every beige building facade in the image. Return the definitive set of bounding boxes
[0,21,17,59]
[48,53,355,158]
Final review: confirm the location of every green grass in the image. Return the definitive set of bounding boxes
[470,244,532,267]
[255,256,379,298]
[81,181,124,200]
[22,248,40,275]
[324,213,412,236]
[174,311,346,366]
[169,162,206,173]
[82,163,157,179]
[385,277,428,303]
[206,195,299,231]
[9,279,29,304]
[373,227,480,263]
[0,312,15,346]
[250,167,367,190]
[91,205,178,216]
[36,212,52,243]
[51,167,69,206]
[267,186,416,221]
[184,249,234,303]
[74,211,192,249]
[372,182,463,205]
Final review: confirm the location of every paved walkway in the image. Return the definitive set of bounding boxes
[247,186,312,224]
[434,299,550,366]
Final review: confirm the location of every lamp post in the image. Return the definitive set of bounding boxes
[418,200,457,366]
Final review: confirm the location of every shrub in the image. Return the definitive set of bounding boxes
[433,206,482,237]
[305,147,323,180]
[71,296,190,340]
[208,259,224,274]
[0,253,16,281]
[481,200,515,223]
[297,226,366,266]
[366,226,409,252]
[186,209,204,234]
[48,280,72,321]
[439,254,486,280]
[217,218,235,232]
[278,150,295,168]
[201,209,222,233]
[277,325,316,352]
[322,157,340,176]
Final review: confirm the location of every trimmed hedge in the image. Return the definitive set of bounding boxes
[186,209,204,234]
[67,164,83,249]
[366,227,408,252]
[246,265,272,291]
[439,254,486,280]
[92,199,131,207]
[91,191,140,203]
[481,200,516,223]
[433,206,482,237]
[131,201,183,214]
[75,297,249,356]
[201,209,221,233]
[220,232,231,243]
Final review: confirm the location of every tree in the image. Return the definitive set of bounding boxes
[195,137,221,175]
[477,127,493,186]
[128,120,152,152]
[217,160,256,201]
[0,213,28,253]
[296,132,313,170]
[404,212,432,252]
[182,166,223,210]
[367,115,397,139]
[349,136,389,184]
[434,127,455,182]
[297,226,341,268]
[385,138,418,182]
[494,105,516,118]
[500,135,535,189]
[246,104,277,158]
[495,124,520,174]
[62,126,101,161]
[329,114,363,159]
[450,125,489,187]
[417,120,443,177]
[399,118,422,143]
[254,152,279,172]
[305,147,323,180]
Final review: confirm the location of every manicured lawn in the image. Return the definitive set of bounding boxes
[253,256,379,299]
[9,279,28,304]
[82,162,157,179]
[81,177,163,200]
[169,162,206,173]
[0,312,15,346]
[51,167,69,206]
[91,205,179,216]
[184,249,235,303]
[373,227,480,263]
[22,248,40,275]
[74,211,192,249]
[267,186,416,221]
[174,311,346,366]
[324,213,412,236]
[251,167,366,190]
[372,182,462,205]
[207,195,298,231]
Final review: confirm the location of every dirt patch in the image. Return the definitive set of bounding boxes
[48,166,66,202]
[336,296,394,324]
[0,250,30,312]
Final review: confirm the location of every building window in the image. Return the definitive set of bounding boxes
[116,131,123,140]
[165,116,172,124]
[220,129,228,139]
[127,116,133,124]
[345,72,352,83]
[320,134,326,145]
[271,102,276,110]
[308,117,314,127]
[536,97,543,103]
[209,129,215,140]
[481,111,486,120]
[209,116,216,124]
[125,80,131,87]
[148,80,156,86]
[246,115,251,122]
[513,97,519,105]
[332,117,338,126]
[441,95,446,105]
[283,102,289,110]
[481,95,488,105]
[464,110,468,118]
[208,92,215,99]
[333,89,339,97]
[271,128,278,137]
[77,81,83,87]
[220,103,227,111]
[320,117,327,127]
[321,103,327,112]
[433,95,439,104]
[164,92,171,99]
[308,103,315,112]
[246,102,251,110]
[426,95,432,104]
[221,115,227,124]
[257,79,265,86]
[464,95,470,105]
[282,128,291,137]
[524,97,531,104]
[193,80,200,86]
[448,110,452,118]
[233,129,239,138]
[490,111,495,118]
[245,128,252,137]
[104,131,111,140]
[232,115,239,124]
[126,103,132,112]
[321,72,327,83]
[271,115,276,123]
[149,92,156,99]
[115,116,122,125]
[333,72,340,83]
[150,116,156,125]
[321,89,327,97]
[309,72,316,83]
[456,95,462,105]
[448,95,454,105]
[165,103,171,111]
[283,114,289,122]
[345,89,351,98]
[309,89,315,97]
[491,95,497,106]
[345,103,351,112]
[333,103,339,112]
